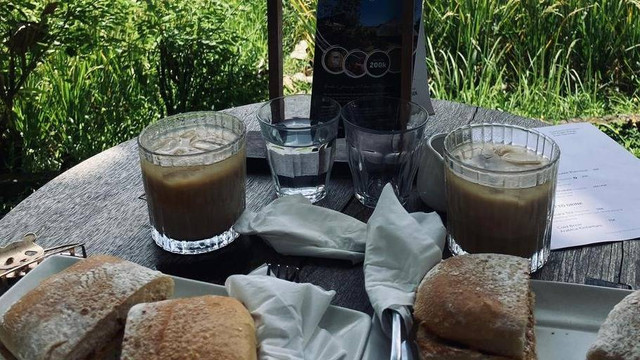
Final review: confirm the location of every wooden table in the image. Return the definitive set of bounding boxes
[1,99,637,315]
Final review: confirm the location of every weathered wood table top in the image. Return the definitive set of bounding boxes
[1,99,637,314]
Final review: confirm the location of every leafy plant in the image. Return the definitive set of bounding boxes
[140,0,267,114]
[598,120,640,158]
[3,0,271,174]
[14,50,161,171]
[1,2,62,171]
[0,0,150,171]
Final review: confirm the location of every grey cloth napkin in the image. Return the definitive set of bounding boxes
[226,267,347,360]
[364,184,446,336]
[234,195,367,263]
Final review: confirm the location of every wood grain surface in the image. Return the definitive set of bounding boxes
[1,99,637,315]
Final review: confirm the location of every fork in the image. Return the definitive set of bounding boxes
[266,263,300,282]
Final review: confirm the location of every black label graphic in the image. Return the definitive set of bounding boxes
[366,51,390,77]
[311,0,423,132]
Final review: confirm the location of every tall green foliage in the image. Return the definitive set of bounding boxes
[422,0,640,121]
[141,0,267,114]
[1,2,77,171]
[14,51,160,171]
[1,0,160,171]
[3,0,269,173]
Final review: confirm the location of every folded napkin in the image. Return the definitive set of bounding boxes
[234,195,367,263]
[364,184,446,336]
[226,267,347,360]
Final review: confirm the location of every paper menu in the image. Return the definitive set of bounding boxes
[535,122,640,249]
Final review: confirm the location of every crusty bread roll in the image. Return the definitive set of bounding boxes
[120,295,257,360]
[415,324,513,360]
[413,253,536,360]
[586,289,640,360]
[0,255,174,360]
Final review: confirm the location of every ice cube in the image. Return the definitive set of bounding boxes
[191,139,222,152]
[179,130,197,141]
[153,138,180,155]
[501,152,543,165]
[153,135,202,155]
[481,145,497,159]
[171,145,193,155]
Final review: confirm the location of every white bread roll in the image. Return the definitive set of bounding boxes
[587,289,640,360]
[413,253,536,359]
[0,255,174,360]
[120,295,257,360]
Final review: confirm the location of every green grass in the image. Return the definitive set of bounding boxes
[598,120,640,158]
[423,0,640,122]
[421,0,640,155]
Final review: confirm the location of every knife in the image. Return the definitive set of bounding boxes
[390,310,402,360]
[390,308,417,360]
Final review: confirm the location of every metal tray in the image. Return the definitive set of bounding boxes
[0,256,371,360]
[363,280,634,360]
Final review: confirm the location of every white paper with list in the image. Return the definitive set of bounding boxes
[535,122,640,249]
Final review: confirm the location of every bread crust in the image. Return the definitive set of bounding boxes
[415,286,537,360]
[414,254,533,359]
[586,290,640,360]
[120,295,257,360]
[415,324,513,360]
[0,255,174,360]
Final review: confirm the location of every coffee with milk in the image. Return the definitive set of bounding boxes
[446,143,553,258]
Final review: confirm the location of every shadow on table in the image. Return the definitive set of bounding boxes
[155,235,303,285]
[154,234,374,313]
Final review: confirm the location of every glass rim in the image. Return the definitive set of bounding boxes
[256,94,342,130]
[341,96,429,135]
[443,123,561,175]
[138,111,246,159]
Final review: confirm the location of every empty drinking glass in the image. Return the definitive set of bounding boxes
[257,95,341,203]
[342,97,428,207]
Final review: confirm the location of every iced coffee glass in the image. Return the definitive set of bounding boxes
[138,112,246,255]
[444,124,560,272]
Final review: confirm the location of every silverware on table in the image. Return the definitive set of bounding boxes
[266,263,300,282]
[390,308,418,360]
[0,233,86,285]
[390,310,403,360]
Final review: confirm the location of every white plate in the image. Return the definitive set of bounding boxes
[362,279,634,359]
[0,255,371,360]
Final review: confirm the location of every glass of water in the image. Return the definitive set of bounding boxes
[257,94,341,203]
[342,96,428,207]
